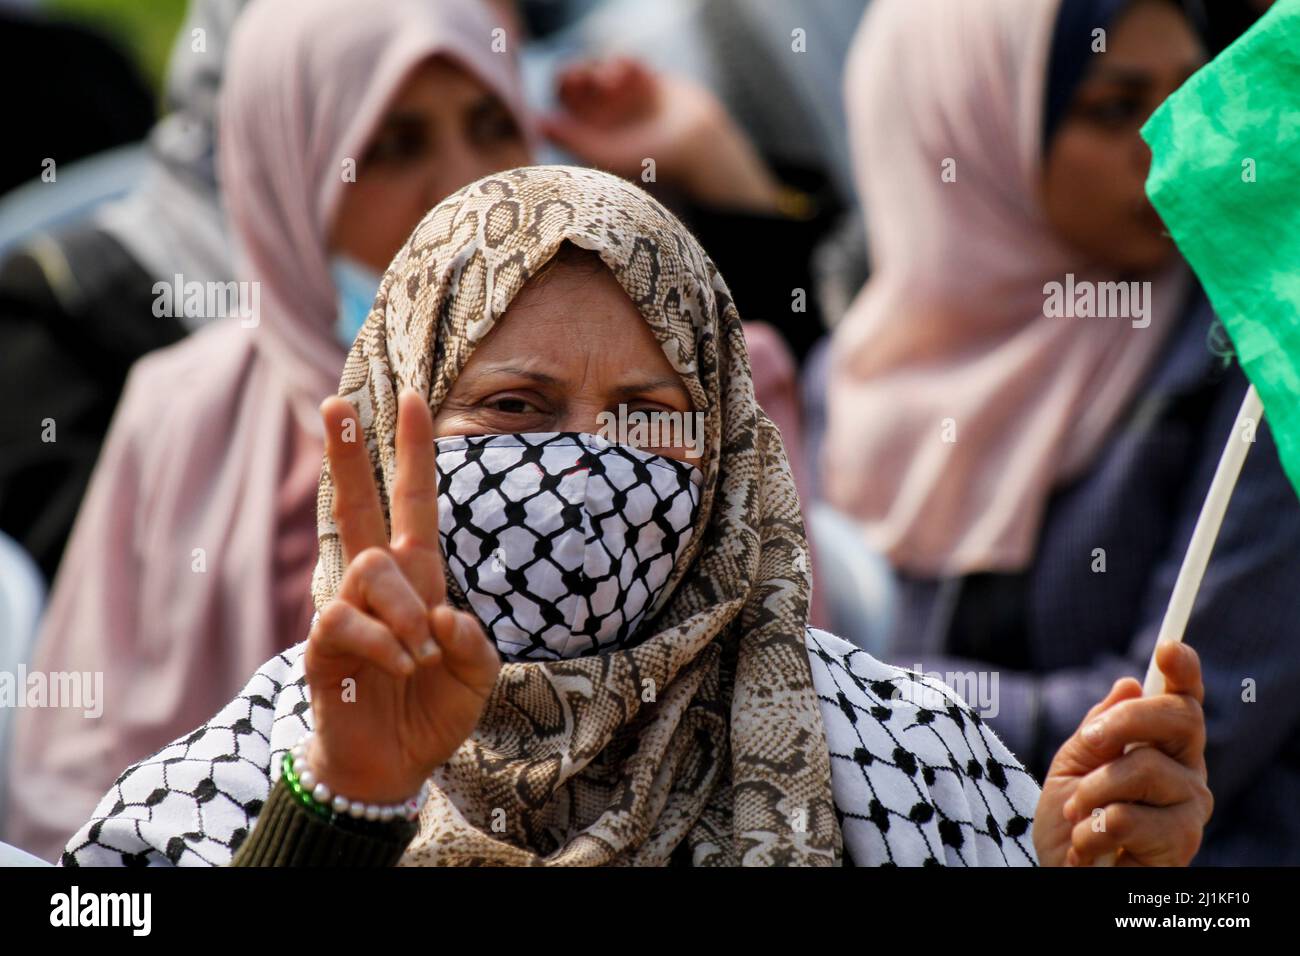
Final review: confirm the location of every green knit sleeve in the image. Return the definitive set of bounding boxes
[229,776,418,867]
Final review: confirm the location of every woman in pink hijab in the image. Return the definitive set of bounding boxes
[824,0,1192,572]
[822,0,1300,865]
[4,0,533,862]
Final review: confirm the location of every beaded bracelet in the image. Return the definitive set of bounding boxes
[282,733,430,823]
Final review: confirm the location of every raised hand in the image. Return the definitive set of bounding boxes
[1032,642,1213,866]
[541,56,783,213]
[303,388,500,805]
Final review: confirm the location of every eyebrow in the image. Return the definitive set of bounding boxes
[1086,61,1201,88]
[611,377,689,400]
[1084,66,1152,87]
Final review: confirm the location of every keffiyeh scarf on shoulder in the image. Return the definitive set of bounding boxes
[59,166,1041,867]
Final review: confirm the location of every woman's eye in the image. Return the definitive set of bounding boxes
[1078,95,1145,129]
[363,124,429,167]
[469,100,522,147]
[626,402,676,417]
[485,396,540,414]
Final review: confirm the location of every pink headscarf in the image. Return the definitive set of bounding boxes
[5,0,528,861]
[822,0,1188,577]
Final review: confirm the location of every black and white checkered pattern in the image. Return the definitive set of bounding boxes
[59,629,1044,866]
[436,433,703,661]
[807,628,1040,866]
[60,645,310,867]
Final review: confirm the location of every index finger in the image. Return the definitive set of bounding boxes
[390,387,445,604]
[391,388,440,546]
[1077,693,1206,769]
[321,396,388,561]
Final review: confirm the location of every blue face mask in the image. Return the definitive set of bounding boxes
[330,256,383,349]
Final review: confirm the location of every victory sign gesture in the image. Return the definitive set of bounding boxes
[304,388,500,805]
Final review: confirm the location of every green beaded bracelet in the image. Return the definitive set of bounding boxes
[281,733,430,825]
[282,751,333,820]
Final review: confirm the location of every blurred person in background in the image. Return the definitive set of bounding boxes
[799,0,1285,504]
[0,0,244,585]
[527,0,868,364]
[819,0,1300,864]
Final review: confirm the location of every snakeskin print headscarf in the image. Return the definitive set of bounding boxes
[310,165,841,866]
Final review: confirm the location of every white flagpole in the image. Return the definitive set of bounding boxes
[1092,383,1263,865]
[1139,383,1264,692]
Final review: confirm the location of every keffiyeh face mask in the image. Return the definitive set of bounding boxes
[436,432,704,661]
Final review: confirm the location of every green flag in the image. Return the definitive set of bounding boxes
[1142,0,1300,499]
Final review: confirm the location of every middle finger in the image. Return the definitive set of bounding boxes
[1065,746,1202,823]
[390,388,446,606]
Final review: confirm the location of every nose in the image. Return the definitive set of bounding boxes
[554,402,612,437]
[422,135,504,210]
[1132,130,1154,176]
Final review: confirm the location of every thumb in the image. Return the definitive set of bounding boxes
[1153,641,1205,704]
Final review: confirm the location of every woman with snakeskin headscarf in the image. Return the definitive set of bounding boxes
[58,165,1210,867]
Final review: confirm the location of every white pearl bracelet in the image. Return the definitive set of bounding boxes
[288,733,430,823]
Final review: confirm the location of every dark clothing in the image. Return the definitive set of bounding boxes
[0,226,187,583]
[227,777,417,868]
[887,287,1300,865]
[682,164,841,365]
[0,11,154,197]
[1200,0,1271,54]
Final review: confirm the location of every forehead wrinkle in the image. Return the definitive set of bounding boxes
[466,364,562,387]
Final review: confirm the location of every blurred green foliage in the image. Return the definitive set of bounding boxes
[46,0,189,97]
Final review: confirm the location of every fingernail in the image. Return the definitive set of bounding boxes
[399,652,416,675]
[418,639,439,661]
[1083,718,1106,746]
[1063,798,1077,822]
